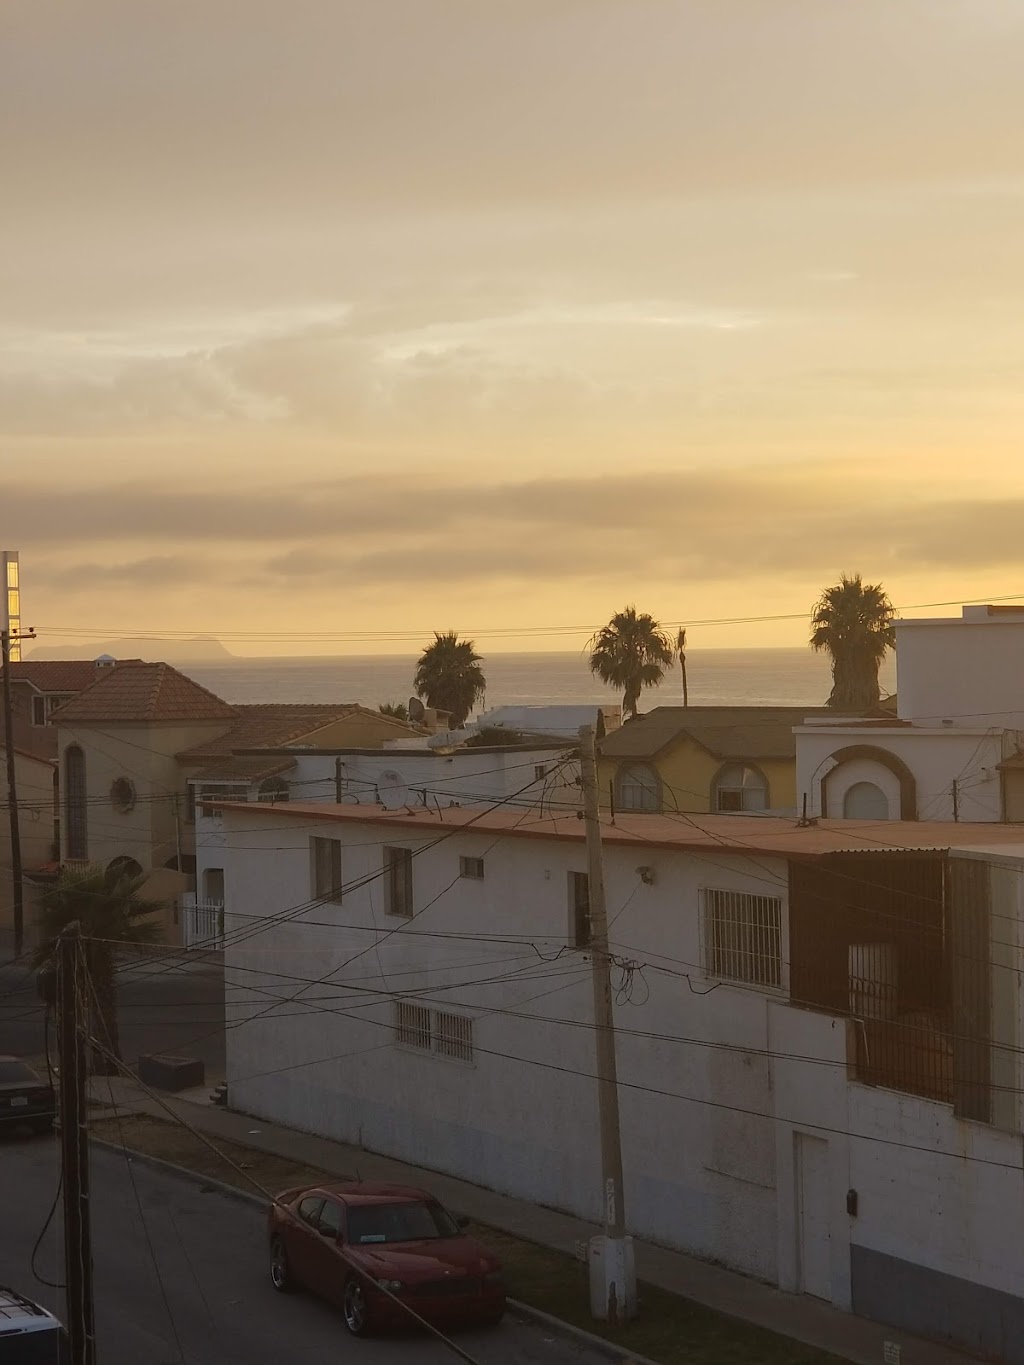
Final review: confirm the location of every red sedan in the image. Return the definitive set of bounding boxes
[267,1181,506,1336]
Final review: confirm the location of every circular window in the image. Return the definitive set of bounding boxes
[110,777,136,813]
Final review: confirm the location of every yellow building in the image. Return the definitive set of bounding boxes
[597,706,833,816]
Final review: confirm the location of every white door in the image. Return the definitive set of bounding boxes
[796,1134,831,1300]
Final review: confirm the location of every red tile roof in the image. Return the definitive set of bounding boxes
[177,704,361,760]
[177,704,421,761]
[2,660,114,693]
[48,661,237,724]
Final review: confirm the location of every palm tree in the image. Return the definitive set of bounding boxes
[33,863,164,1074]
[588,606,674,720]
[810,574,896,710]
[414,632,486,728]
[378,702,409,722]
[676,627,689,707]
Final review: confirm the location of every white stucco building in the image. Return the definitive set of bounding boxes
[796,605,1024,822]
[216,798,1024,1361]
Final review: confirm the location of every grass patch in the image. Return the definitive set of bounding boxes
[88,1113,843,1365]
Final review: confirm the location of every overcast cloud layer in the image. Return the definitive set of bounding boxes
[3,1,1024,651]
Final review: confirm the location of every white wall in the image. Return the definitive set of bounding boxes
[896,613,1024,727]
[796,725,1005,821]
[221,806,788,1282]
[217,809,1024,1334]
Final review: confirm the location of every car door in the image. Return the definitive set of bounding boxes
[287,1196,325,1287]
[309,1197,346,1304]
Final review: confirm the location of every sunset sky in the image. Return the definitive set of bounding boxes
[4,1,1024,654]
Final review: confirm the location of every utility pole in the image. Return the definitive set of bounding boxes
[57,923,96,1365]
[2,626,35,958]
[577,725,636,1324]
[952,778,960,823]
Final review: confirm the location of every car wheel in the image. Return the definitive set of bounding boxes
[270,1237,293,1293]
[342,1277,371,1336]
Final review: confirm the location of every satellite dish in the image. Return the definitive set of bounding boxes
[408,697,425,723]
[378,769,414,811]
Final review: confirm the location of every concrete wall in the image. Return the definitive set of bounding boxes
[796,725,1005,821]
[218,811,1024,1352]
[598,734,797,814]
[221,807,789,1281]
[56,719,229,938]
[0,750,56,939]
[896,614,1024,727]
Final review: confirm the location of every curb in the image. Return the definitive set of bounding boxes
[88,1138,660,1365]
[505,1300,662,1365]
[89,1138,269,1211]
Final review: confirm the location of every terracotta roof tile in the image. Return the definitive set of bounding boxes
[176,704,361,760]
[177,703,421,761]
[600,706,841,762]
[48,661,237,724]
[2,660,113,693]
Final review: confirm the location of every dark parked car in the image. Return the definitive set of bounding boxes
[0,1286,70,1362]
[267,1181,505,1336]
[0,1057,55,1135]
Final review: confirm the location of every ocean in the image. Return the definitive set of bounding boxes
[181,648,897,712]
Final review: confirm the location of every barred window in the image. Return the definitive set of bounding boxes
[394,1002,473,1063]
[434,1010,474,1062]
[459,855,485,880]
[702,888,782,988]
[394,1000,432,1050]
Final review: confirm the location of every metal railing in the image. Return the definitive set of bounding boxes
[181,894,224,950]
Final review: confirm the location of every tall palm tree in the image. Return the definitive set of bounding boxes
[33,863,164,1073]
[810,574,896,710]
[414,632,486,728]
[588,606,674,720]
[676,627,689,707]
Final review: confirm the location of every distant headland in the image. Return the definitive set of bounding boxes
[28,636,235,663]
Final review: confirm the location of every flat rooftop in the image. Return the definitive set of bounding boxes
[214,800,1024,858]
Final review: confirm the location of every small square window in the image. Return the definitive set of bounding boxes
[568,871,591,948]
[311,837,343,903]
[702,887,782,989]
[459,855,485,880]
[534,765,548,781]
[385,847,414,918]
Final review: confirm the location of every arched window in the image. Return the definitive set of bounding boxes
[258,775,290,804]
[107,855,143,882]
[64,745,87,859]
[616,764,661,812]
[712,764,768,813]
[843,781,890,820]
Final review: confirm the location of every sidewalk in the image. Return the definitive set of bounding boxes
[88,1074,981,1365]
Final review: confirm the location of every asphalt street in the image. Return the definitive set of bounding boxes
[0,949,226,1078]
[0,1134,607,1365]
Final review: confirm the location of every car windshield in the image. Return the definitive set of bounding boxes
[0,1061,37,1085]
[347,1201,460,1245]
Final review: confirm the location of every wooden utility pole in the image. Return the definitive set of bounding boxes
[952,778,960,822]
[2,626,35,958]
[58,923,96,1365]
[577,725,636,1323]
